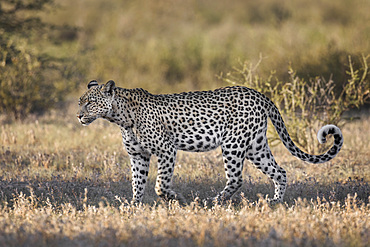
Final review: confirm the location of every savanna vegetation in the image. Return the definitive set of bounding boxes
[0,105,369,246]
[0,0,369,246]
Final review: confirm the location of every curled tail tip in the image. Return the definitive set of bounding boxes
[317,124,343,144]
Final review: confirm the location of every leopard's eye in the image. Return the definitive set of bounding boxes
[89,97,96,103]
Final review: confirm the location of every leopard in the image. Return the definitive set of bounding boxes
[77,80,343,204]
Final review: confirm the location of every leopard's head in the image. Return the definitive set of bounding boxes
[77,80,116,126]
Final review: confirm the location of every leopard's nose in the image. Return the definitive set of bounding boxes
[77,113,83,119]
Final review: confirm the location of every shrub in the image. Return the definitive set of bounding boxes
[0,0,79,120]
[0,37,77,119]
[221,54,369,153]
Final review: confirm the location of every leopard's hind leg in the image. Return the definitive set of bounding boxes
[247,131,287,203]
[215,138,246,202]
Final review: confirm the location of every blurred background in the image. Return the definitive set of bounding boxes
[0,0,369,120]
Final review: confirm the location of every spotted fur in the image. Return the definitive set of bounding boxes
[77,80,343,203]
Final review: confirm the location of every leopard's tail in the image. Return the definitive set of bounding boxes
[269,104,343,164]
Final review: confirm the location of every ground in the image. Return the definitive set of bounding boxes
[0,108,369,246]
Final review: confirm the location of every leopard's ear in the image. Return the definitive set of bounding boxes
[87,80,99,89]
[102,80,116,96]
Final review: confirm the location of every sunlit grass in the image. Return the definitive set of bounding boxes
[0,192,368,246]
[1,105,369,246]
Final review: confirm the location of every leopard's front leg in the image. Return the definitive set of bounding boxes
[155,148,186,204]
[128,151,151,203]
[121,127,151,203]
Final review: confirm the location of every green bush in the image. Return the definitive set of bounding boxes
[221,54,369,153]
[0,0,80,120]
[0,37,77,119]
[0,37,42,119]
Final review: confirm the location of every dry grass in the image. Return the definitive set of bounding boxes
[1,193,368,247]
[0,107,369,246]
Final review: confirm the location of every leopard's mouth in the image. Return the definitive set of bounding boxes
[78,116,96,126]
[79,119,90,126]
